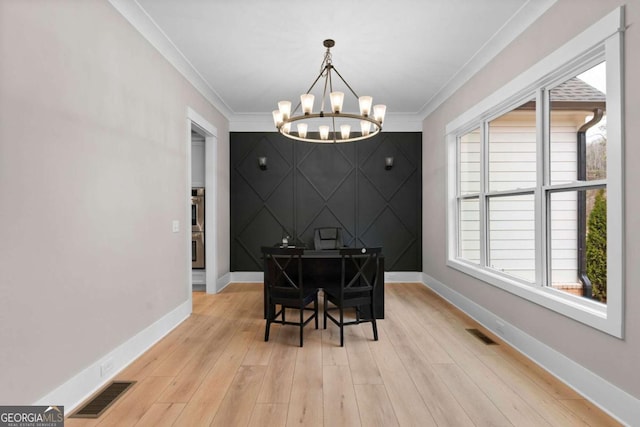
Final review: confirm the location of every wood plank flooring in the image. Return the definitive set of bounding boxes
[65,283,621,426]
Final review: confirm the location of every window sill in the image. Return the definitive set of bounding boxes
[446,257,621,337]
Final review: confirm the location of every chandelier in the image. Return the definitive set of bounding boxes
[273,39,386,143]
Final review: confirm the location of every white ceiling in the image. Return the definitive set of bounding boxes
[114,0,556,129]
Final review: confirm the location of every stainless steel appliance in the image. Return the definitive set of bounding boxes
[191,188,205,269]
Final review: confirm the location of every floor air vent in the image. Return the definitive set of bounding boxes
[466,328,498,345]
[69,380,136,418]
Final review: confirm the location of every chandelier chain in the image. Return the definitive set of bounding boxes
[320,48,332,74]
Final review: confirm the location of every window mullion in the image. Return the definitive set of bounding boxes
[455,136,461,259]
[536,87,547,287]
[480,121,488,267]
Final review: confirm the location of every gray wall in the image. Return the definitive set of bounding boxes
[0,1,229,404]
[230,132,422,271]
[422,0,640,399]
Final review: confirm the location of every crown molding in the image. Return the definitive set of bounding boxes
[109,0,556,129]
[108,0,233,119]
[418,0,557,121]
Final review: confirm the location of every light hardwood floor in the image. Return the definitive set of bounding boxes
[65,283,621,426]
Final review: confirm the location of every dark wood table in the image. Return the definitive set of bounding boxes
[262,248,385,319]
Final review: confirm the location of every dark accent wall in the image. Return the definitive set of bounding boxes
[230,132,422,271]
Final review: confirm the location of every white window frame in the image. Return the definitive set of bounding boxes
[446,7,625,337]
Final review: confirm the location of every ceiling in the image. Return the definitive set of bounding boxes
[115,0,556,129]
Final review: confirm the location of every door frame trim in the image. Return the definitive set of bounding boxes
[187,108,218,296]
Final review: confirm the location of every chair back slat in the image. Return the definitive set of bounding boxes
[262,246,305,296]
[339,247,382,296]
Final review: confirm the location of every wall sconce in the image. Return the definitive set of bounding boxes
[385,156,394,170]
[258,156,267,170]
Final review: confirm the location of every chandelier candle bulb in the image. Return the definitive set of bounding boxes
[330,91,344,113]
[340,124,351,140]
[282,122,291,133]
[272,110,283,127]
[297,123,308,138]
[319,125,330,140]
[359,96,373,116]
[361,120,371,136]
[373,104,387,123]
[278,101,292,120]
[301,94,315,114]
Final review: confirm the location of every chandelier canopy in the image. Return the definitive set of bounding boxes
[273,39,386,143]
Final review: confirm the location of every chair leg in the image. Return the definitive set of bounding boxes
[314,295,319,329]
[299,308,304,347]
[339,306,344,347]
[323,293,328,329]
[265,304,272,342]
[371,302,378,341]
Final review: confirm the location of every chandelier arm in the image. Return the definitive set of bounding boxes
[304,65,329,97]
[320,66,330,114]
[290,65,330,116]
[328,65,334,94]
[291,101,302,117]
[331,66,360,99]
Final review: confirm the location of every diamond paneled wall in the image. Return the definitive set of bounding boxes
[230,132,422,271]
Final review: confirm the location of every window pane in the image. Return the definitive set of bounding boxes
[549,188,607,303]
[459,198,480,263]
[549,62,607,185]
[459,128,481,195]
[488,97,537,192]
[488,194,535,282]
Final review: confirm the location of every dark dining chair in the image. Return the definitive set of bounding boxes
[323,247,382,346]
[262,246,319,347]
[313,227,344,250]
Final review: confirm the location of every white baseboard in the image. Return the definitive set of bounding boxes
[192,269,206,285]
[34,300,191,413]
[216,272,232,293]
[421,272,638,426]
[384,271,422,282]
[230,271,263,283]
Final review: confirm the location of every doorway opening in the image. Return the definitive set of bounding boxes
[191,128,206,291]
[187,108,218,303]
